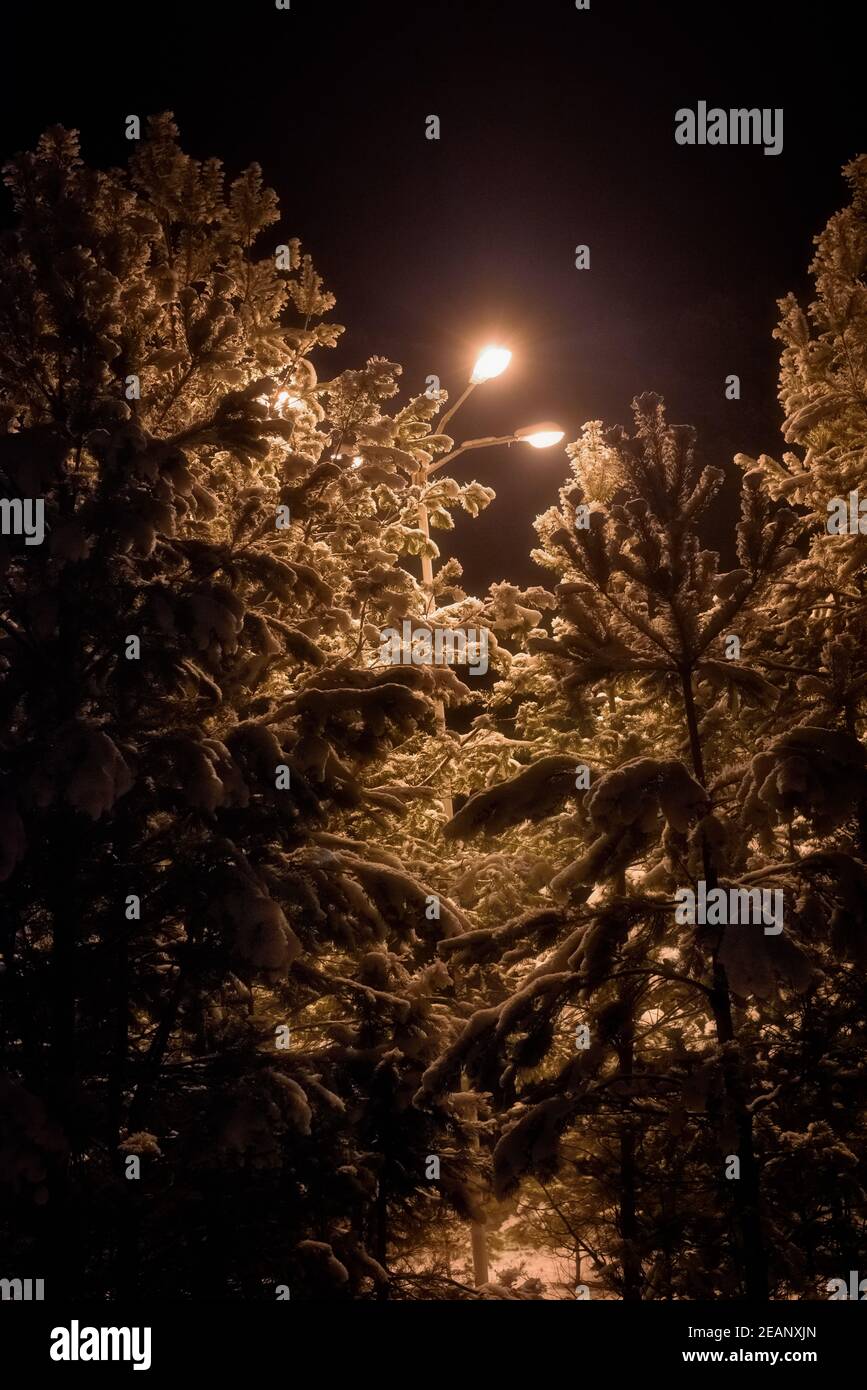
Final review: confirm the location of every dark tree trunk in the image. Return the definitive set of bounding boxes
[680,667,769,1301]
[374,1175,388,1266]
[616,1018,642,1301]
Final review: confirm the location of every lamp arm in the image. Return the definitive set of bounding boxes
[427,435,515,476]
[436,381,476,436]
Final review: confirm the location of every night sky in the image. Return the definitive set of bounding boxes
[3,0,865,589]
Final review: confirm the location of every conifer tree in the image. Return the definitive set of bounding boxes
[728,153,867,1289]
[0,116,489,1298]
[417,387,867,1299]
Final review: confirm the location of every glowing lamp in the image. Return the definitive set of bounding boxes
[514,423,566,449]
[470,345,512,384]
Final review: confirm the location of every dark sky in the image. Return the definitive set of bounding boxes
[3,0,866,588]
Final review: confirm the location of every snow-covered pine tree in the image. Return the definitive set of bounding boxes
[357,561,567,1289]
[0,116,490,1299]
[414,392,856,1299]
[414,158,867,1299]
[726,153,867,1291]
[735,153,867,837]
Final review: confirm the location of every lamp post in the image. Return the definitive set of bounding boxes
[435,345,513,437]
[415,346,510,814]
[417,420,566,814]
[416,377,565,653]
[415,352,564,1288]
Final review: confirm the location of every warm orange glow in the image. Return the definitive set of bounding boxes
[514,423,566,449]
[470,345,512,384]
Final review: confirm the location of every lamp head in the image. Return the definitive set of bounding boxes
[514,422,566,449]
[470,345,512,384]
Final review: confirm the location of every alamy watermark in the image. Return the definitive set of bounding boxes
[826,490,867,534]
[674,880,784,935]
[0,498,44,546]
[50,1320,152,1371]
[675,103,783,157]
[1,1275,44,1300]
[827,1271,867,1300]
[379,621,489,676]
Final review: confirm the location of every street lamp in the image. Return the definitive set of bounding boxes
[515,423,566,449]
[436,344,512,435]
[470,345,512,384]
[415,346,564,604]
[413,353,564,1292]
[415,403,566,707]
[427,421,566,475]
